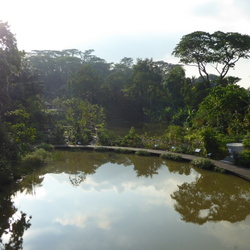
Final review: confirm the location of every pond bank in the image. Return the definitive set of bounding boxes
[53,145,250,182]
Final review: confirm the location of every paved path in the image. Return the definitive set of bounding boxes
[54,145,250,182]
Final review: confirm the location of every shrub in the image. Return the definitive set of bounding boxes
[36,143,54,151]
[161,153,183,161]
[135,150,151,156]
[97,126,116,146]
[141,135,169,150]
[164,125,187,145]
[191,158,215,170]
[113,148,135,154]
[119,127,143,147]
[199,128,228,159]
[234,149,250,168]
[242,133,250,149]
[186,128,228,159]
[21,148,51,172]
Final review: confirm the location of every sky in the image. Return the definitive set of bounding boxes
[1,0,250,88]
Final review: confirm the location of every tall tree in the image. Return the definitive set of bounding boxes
[27,49,82,99]
[172,31,250,87]
[124,58,164,118]
[68,65,103,104]
[0,21,21,114]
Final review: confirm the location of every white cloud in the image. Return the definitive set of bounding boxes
[203,216,250,249]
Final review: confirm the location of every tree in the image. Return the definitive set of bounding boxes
[193,84,250,135]
[62,98,105,144]
[172,31,250,87]
[124,59,164,120]
[27,49,82,99]
[0,21,21,114]
[68,65,103,104]
[101,58,133,119]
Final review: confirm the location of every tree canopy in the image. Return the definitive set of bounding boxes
[172,31,250,86]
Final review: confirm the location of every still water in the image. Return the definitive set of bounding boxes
[1,150,250,250]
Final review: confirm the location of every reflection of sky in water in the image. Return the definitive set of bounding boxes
[12,162,250,250]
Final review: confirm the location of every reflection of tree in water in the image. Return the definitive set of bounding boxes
[19,174,44,196]
[0,189,31,249]
[69,171,86,187]
[165,161,191,176]
[171,174,250,224]
[130,156,164,178]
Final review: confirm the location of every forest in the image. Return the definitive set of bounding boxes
[1,22,250,185]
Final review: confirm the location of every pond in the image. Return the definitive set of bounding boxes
[1,150,250,250]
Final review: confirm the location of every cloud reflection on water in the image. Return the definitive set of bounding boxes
[9,152,250,250]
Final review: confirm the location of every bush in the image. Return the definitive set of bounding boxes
[191,158,215,170]
[164,125,187,145]
[36,143,54,151]
[234,149,250,168]
[186,128,228,159]
[113,148,135,154]
[161,153,183,161]
[119,127,143,147]
[135,150,151,156]
[199,128,228,159]
[242,133,250,149]
[21,148,51,172]
[141,135,169,150]
[97,126,116,146]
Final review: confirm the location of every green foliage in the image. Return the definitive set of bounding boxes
[119,127,143,147]
[123,58,165,121]
[113,148,135,154]
[0,122,20,184]
[27,49,83,99]
[96,125,116,146]
[242,133,250,149]
[172,31,250,86]
[199,127,228,159]
[194,85,249,135]
[36,143,54,151]
[234,150,250,168]
[0,22,21,113]
[68,65,103,103]
[21,148,51,172]
[161,153,184,161]
[191,158,215,170]
[185,128,227,159]
[141,135,169,150]
[164,125,187,145]
[62,98,105,144]
[0,159,14,184]
[135,150,151,156]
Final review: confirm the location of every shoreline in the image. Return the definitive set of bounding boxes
[53,144,250,182]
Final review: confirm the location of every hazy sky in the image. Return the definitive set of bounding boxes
[1,0,250,88]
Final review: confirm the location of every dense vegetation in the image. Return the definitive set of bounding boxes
[0,22,250,185]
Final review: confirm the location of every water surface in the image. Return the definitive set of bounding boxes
[1,150,250,250]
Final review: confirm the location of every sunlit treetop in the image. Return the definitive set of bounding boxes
[172,31,250,86]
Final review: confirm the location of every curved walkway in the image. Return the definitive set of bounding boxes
[54,145,250,182]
